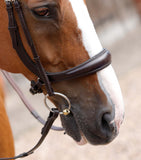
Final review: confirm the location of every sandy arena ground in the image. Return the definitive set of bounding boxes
[2,24,141,160]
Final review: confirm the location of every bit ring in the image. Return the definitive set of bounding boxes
[44,92,71,116]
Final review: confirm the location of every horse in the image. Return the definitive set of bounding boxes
[0,0,124,158]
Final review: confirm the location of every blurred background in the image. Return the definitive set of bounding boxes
[1,0,141,159]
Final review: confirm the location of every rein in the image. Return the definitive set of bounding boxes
[1,0,111,159]
[0,109,59,160]
[1,70,64,131]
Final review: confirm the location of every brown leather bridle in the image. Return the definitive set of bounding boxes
[0,0,111,159]
[6,0,111,95]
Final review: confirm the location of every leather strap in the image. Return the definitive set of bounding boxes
[0,109,59,160]
[47,49,111,82]
[6,1,39,77]
[6,0,54,96]
[14,0,54,96]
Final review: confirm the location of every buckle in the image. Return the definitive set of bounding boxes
[30,80,43,95]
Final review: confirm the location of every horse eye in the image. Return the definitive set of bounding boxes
[32,7,50,17]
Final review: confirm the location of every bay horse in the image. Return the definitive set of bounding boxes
[0,0,124,158]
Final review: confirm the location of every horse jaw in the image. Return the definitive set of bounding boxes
[68,0,124,132]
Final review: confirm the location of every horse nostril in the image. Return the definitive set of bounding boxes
[101,113,115,133]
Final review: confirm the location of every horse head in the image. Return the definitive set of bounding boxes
[0,0,124,145]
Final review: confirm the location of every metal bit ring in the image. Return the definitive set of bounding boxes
[44,92,71,116]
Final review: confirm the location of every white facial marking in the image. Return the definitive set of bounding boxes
[68,0,103,56]
[97,66,124,128]
[69,0,124,128]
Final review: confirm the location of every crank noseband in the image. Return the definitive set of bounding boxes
[5,0,111,97]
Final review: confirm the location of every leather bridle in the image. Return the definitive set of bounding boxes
[6,0,111,94]
[0,0,111,159]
